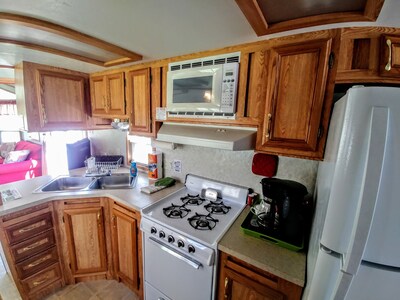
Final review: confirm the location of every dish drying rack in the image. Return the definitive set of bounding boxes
[85,155,123,176]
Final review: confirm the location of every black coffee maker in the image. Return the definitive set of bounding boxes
[259,178,310,242]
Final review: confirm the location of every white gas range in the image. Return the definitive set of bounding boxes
[141,174,248,300]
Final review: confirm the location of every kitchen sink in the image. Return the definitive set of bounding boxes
[34,176,97,192]
[89,174,136,190]
[34,174,135,193]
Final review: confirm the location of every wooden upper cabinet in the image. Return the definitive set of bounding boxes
[336,27,400,83]
[126,68,151,134]
[256,30,338,159]
[90,72,126,118]
[379,35,400,77]
[63,205,108,276]
[15,61,89,132]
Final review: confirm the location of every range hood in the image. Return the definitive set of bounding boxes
[156,122,257,151]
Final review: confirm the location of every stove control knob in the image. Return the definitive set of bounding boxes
[188,245,195,253]
[177,240,185,248]
[168,235,175,243]
[150,227,157,234]
[159,231,165,238]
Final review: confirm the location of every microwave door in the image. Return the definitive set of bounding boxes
[167,66,222,112]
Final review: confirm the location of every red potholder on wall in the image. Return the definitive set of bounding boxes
[251,153,278,177]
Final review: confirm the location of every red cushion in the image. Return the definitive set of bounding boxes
[14,141,42,161]
[0,157,3,164]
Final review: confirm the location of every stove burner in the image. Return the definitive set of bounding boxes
[163,204,191,218]
[181,194,205,206]
[204,201,231,215]
[188,213,219,230]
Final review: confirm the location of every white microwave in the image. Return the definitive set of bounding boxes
[166,53,240,119]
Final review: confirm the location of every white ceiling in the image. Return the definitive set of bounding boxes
[0,0,400,77]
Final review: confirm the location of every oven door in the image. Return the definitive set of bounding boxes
[144,233,214,300]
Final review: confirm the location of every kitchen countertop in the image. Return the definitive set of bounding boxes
[218,207,306,287]
[0,168,184,216]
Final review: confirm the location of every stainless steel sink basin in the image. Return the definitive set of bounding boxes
[34,174,136,193]
[90,174,136,190]
[34,176,97,193]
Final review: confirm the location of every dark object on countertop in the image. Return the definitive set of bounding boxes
[66,138,91,170]
[251,153,278,177]
[241,178,311,251]
[155,177,176,187]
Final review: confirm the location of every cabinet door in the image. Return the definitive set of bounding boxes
[126,68,151,134]
[222,267,284,300]
[111,208,139,290]
[63,206,107,275]
[380,35,400,77]
[107,72,126,116]
[37,70,88,130]
[256,38,333,158]
[90,75,108,115]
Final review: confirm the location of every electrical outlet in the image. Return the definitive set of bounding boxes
[173,160,182,173]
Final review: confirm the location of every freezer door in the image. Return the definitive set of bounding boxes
[320,87,400,271]
[345,262,400,300]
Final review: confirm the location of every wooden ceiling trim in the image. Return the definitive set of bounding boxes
[0,12,143,66]
[0,78,15,84]
[235,0,385,36]
[0,38,105,66]
[103,57,137,67]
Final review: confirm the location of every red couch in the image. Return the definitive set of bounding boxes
[0,140,43,185]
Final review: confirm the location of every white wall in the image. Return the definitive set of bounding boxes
[161,144,318,196]
[88,129,127,164]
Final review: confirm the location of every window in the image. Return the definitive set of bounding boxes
[128,135,152,165]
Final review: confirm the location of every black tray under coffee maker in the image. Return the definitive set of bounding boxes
[241,178,312,251]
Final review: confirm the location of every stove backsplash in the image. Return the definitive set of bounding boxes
[162,145,318,196]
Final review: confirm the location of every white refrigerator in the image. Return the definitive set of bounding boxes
[303,86,400,300]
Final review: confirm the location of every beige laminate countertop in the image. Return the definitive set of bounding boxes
[0,168,184,216]
[218,207,306,287]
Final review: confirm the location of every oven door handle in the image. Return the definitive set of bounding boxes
[149,236,203,269]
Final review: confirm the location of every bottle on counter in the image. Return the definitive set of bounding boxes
[148,148,162,180]
[130,160,138,177]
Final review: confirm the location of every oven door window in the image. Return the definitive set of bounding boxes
[144,234,214,300]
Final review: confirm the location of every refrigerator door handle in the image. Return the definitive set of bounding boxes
[342,106,389,275]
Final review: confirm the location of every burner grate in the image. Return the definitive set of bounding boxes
[163,204,191,218]
[181,194,205,206]
[188,213,219,230]
[204,201,231,215]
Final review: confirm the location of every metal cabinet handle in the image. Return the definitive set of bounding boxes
[385,39,392,71]
[97,212,101,226]
[224,277,230,299]
[20,238,48,253]
[32,276,49,287]
[25,254,51,270]
[17,221,44,234]
[112,215,116,227]
[41,103,48,125]
[265,113,272,138]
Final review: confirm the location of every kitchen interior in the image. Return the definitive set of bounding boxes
[0,0,399,299]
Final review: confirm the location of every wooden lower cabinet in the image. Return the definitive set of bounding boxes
[0,203,65,300]
[218,252,302,300]
[111,201,143,297]
[55,198,110,282]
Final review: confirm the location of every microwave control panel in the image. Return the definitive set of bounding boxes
[221,63,239,113]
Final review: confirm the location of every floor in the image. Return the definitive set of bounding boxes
[0,258,138,300]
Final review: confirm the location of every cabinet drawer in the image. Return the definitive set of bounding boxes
[21,263,61,295]
[5,212,53,245]
[16,246,59,279]
[11,230,56,263]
